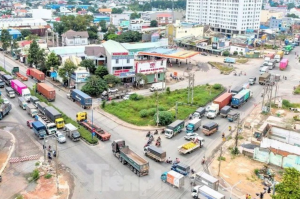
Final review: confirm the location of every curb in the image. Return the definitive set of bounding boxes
[80,137,99,146]
[0,130,16,174]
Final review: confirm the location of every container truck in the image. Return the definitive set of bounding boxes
[37,102,48,115]
[18,97,27,110]
[171,163,190,176]
[274,51,284,62]
[165,120,184,138]
[69,89,92,109]
[264,53,275,62]
[36,83,56,101]
[230,86,243,96]
[192,107,205,119]
[0,103,12,120]
[144,145,166,162]
[191,185,225,199]
[26,104,38,117]
[279,59,288,70]
[186,118,201,133]
[231,89,251,108]
[26,68,45,82]
[223,57,235,63]
[220,105,231,118]
[32,121,47,139]
[202,122,218,136]
[178,138,204,155]
[10,79,31,101]
[161,170,185,188]
[150,82,165,92]
[11,67,27,81]
[207,93,232,119]
[191,171,219,190]
[44,106,65,128]
[2,74,13,86]
[259,73,271,85]
[112,139,149,176]
[64,123,81,141]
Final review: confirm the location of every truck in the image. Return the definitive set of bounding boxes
[36,83,56,101]
[161,170,185,188]
[112,139,149,176]
[69,89,92,109]
[191,171,219,190]
[274,51,284,62]
[171,162,190,176]
[2,74,13,86]
[26,103,38,117]
[267,59,276,70]
[178,138,204,155]
[64,123,81,141]
[231,89,251,108]
[264,53,275,62]
[5,87,15,98]
[165,120,184,138]
[284,45,292,54]
[76,112,111,141]
[37,117,57,135]
[10,79,31,101]
[206,103,219,119]
[259,73,271,85]
[18,97,27,110]
[249,77,256,85]
[207,92,232,119]
[44,106,65,128]
[32,121,47,139]
[186,118,201,133]
[144,145,166,162]
[150,82,165,92]
[227,111,240,122]
[223,57,235,63]
[11,67,28,81]
[230,86,243,96]
[30,96,39,107]
[202,122,218,136]
[0,103,12,120]
[37,102,48,115]
[279,58,288,70]
[191,185,225,199]
[101,90,129,101]
[220,105,231,118]
[26,68,45,82]
[192,107,205,119]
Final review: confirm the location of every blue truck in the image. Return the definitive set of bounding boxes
[0,103,12,120]
[224,57,236,63]
[231,89,251,108]
[68,89,92,109]
[32,121,47,139]
[171,163,190,176]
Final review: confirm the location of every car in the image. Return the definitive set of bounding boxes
[108,88,118,93]
[27,120,34,129]
[56,132,66,143]
[201,52,208,56]
[184,132,200,141]
[2,98,10,104]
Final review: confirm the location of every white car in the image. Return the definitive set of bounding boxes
[184,133,200,141]
[56,132,66,143]
[108,88,118,93]
[2,98,10,104]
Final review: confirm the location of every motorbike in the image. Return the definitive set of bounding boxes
[201,158,205,165]
[165,159,172,164]
[146,131,151,137]
[161,129,165,134]
[154,130,158,135]
[155,141,161,147]
[233,72,237,76]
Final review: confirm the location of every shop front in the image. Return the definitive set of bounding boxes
[135,59,167,83]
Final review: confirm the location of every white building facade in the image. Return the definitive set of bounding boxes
[186,0,262,36]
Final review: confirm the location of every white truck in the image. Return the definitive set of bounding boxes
[192,185,225,199]
[64,123,81,141]
[206,103,219,119]
[186,118,202,133]
[38,117,57,135]
[26,104,38,117]
[149,82,165,92]
[178,138,204,155]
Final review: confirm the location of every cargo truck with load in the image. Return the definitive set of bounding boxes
[32,121,47,139]
[274,51,284,62]
[26,68,45,82]
[37,102,48,115]
[0,103,12,120]
[101,90,129,101]
[161,170,185,188]
[36,83,56,101]
[202,122,218,136]
[18,97,27,110]
[144,145,166,162]
[68,89,92,109]
[165,120,184,138]
[207,93,232,119]
[220,105,231,118]
[186,118,201,133]
[112,139,149,176]
[10,79,31,101]
[264,53,275,62]
[171,162,190,176]
[230,86,243,96]
[192,107,205,119]
[279,58,288,70]
[259,73,271,85]
[44,106,65,128]
[178,138,204,155]
[150,82,165,92]
[64,123,81,141]
[26,104,38,117]
[231,89,251,108]
[227,111,240,122]
[192,185,225,199]
[2,74,13,86]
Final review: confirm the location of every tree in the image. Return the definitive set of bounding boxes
[107,24,118,34]
[80,59,96,74]
[135,73,147,88]
[95,66,108,78]
[26,34,39,41]
[273,168,300,199]
[150,20,158,27]
[233,51,238,56]
[112,8,123,14]
[130,12,141,19]
[27,40,40,67]
[287,3,295,10]
[46,52,60,71]
[36,49,46,72]
[222,51,230,56]
[53,22,65,36]
[59,15,93,32]
[103,74,121,87]
[0,29,12,51]
[58,60,77,84]
[21,30,32,38]
[153,111,173,125]
[87,6,97,13]
[143,3,152,11]
[81,75,108,96]
[287,13,299,18]
[99,20,107,32]
[87,26,98,40]
[76,7,82,12]
[107,34,118,40]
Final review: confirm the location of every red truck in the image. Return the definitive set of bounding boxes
[26,68,45,82]
[213,93,232,110]
[36,83,56,101]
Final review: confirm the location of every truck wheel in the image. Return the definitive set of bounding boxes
[134,169,137,174]
[130,165,133,171]
[119,157,123,163]
[72,99,75,102]
[137,171,140,177]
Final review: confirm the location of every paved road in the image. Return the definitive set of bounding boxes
[0,49,298,199]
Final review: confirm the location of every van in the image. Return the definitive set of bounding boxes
[5,87,15,98]
[259,66,269,75]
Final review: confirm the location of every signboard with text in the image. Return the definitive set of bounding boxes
[136,60,166,74]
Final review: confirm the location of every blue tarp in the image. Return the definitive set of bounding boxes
[260,25,269,30]
[50,71,57,78]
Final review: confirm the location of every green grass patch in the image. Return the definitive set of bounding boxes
[217,156,226,161]
[103,85,224,126]
[294,85,300,95]
[0,66,12,75]
[236,58,249,64]
[208,62,234,75]
[44,173,52,179]
[282,99,300,109]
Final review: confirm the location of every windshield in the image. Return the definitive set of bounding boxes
[57,121,64,125]
[209,109,216,113]
[58,134,64,139]
[40,130,46,136]
[24,93,31,97]
[193,113,199,117]
[186,125,193,131]
[73,131,80,137]
[165,129,172,135]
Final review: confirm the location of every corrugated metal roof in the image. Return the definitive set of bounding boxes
[102,40,128,54]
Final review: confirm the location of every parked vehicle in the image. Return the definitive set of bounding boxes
[2,75,13,86]
[44,106,65,128]
[0,103,12,120]
[144,145,166,162]
[279,59,288,70]
[171,163,190,176]
[191,185,225,199]
[10,79,31,101]
[191,171,219,190]
[264,53,275,62]
[69,89,92,109]
[56,132,66,143]
[161,171,185,188]
[26,104,38,117]
[0,79,5,88]
[30,96,39,107]
[178,138,204,155]
[230,86,243,96]
[36,83,56,101]
[32,121,47,139]
[274,51,284,62]
[220,105,231,118]
[223,57,236,63]
[259,66,269,75]
[112,139,149,176]
[231,89,251,108]
[259,73,271,85]
[64,123,81,141]
[186,118,201,133]
[202,122,218,136]
[192,107,205,119]
[37,102,48,115]
[76,112,111,141]
[227,111,240,122]
[284,45,292,54]
[249,77,256,85]
[11,67,28,81]
[18,97,27,110]
[150,82,165,92]
[5,87,15,98]
[165,120,184,138]
[26,68,45,82]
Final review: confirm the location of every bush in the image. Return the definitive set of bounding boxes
[282,99,292,108]
[111,101,116,106]
[31,169,40,182]
[233,51,238,56]
[254,168,260,176]
[166,87,171,95]
[213,84,222,90]
[101,100,106,108]
[139,109,148,118]
[147,108,157,116]
[44,173,52,179]
[223,51,230,56]
[217,156,226,161]
[231,147,240,155]
[130,93,143,101]
[35,162,40,166]
[153,111,173,126]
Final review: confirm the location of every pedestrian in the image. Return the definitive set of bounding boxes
[246,193,249,199]
[248,194,252,199]
[222,132,225,138]
[48,145,51,151]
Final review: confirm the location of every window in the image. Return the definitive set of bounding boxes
[127,59,130,63]
[116,59,119,64]
[158,73,161,78]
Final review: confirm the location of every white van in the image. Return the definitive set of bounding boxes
[259,66,269,75]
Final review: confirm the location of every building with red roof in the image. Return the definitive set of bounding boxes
[156,13,173,26]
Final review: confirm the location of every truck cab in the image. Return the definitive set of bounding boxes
[18,97,27,110]
[32,121,47,139]
[192,107,205,119]
[206,104,219,119]
[46,123,57,135]
[64,123,81,141]
[165,120,184,138]
[76,112,87,122]
[192,185,225,199]
[186,118,201,133]
[249,77,256,85]
[227,111,240,122]
[171,163,190,176]
[30,96,40,107]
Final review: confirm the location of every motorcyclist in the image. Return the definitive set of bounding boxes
[154,129,158,135]
[222,133,225,138]
[191,168,195,174]
[157,136,161,142]
[161,128,165,134]
[175,157,180,164]
[166,157,172,163]
[146,131,151,137]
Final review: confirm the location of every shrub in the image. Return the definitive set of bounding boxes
[147,108,157,116]
[166,87,171,95]
[31,169,40,182]
[217,156,226,161]
[282,99,292,108]
[231,147,240,155]
[223,51,230,56]
[139,109,148,118]
[213,84,222,90]
[254,168,260,176]
[111,100,116,106]
[239,51,243,55]
[35,162,40,166]
[233,51,238,56]
[101,100,106,108]
[44,173,52,179]
[153,111,173,126]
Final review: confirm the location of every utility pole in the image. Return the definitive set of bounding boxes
[187,73,195,104]
[156,92,159,126]
[218,147,223,176]
[55,138,59,194]
[175,101,178,119]
[233,115,240,154]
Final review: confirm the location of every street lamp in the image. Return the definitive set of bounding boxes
[229,180,242,199]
